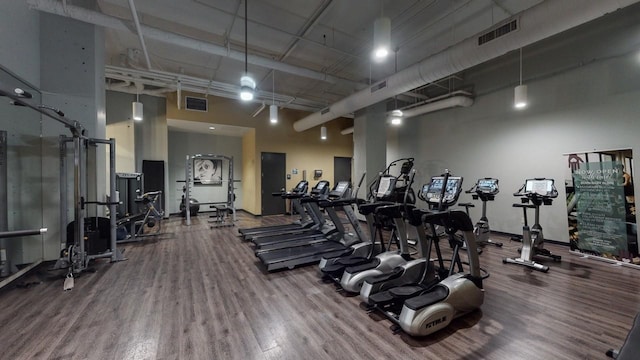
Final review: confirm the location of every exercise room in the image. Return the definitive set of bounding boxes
[1,1,640,359]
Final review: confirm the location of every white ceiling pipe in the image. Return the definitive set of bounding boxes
[127,0,151,70]
[27,0,358,87]
[105,83,171,96]
[340,127,354,135]
[293,0,640,132]
[401,96,473,118]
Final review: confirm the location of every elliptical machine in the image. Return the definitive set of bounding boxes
[459,178,502,248]
[336,159,416,293]
[359,171,464,303]
[503,178,562,272]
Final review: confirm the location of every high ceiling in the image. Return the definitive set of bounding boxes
[32,0,545,114]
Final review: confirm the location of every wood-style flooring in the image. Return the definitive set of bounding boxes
[0,213,639,360]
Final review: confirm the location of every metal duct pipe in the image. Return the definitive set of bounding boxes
[293,0,640,132]
[401,96,473,119]
[27,0,358,87]
[340,127,354,135]
[105,82,172,96]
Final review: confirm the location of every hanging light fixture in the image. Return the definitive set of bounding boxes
[132,93,143,121]
[320,126,327,140]
[390,109,403,126]
[514,48,528,109]
[373,16,391,61]
[270,70,278,124]
[239,0,255,101]
[390,49,402,125]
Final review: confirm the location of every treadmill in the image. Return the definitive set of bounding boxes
[253,181,352,252]
[238,180,310,238]
[245,181,332,243]
[257,181,366,271]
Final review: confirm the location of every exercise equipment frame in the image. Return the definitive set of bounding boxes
[184,154,237,226]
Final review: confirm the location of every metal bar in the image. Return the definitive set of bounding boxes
[0,85,83,135]
[73,136,85,273]
[185,155,191,226]
[0,131,7,276]
[59,137,67,248]
[0,260,42,290]
[0,228,48,239]
[108,139,118,261]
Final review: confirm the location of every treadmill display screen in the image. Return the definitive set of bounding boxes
[334,181,349,194]
[424,176,462,205]
[525,179,554,195]
[477,179,498,194]
[316,182,326,190]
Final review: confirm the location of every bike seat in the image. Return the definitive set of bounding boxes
[513,203,536,208]
[459,202,475,208]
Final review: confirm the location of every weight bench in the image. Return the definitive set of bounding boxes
[209,204,233,228]
[607,312,640,359]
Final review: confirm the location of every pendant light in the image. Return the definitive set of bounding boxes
[239,0,255,101]
[270,70,278,124]
[514,48,528,109]
[320,126,327,140]
[132,93,143,121]
[390,49,402,125]
[373,2,390,61]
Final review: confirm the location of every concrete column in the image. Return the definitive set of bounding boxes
[353,102,387,199]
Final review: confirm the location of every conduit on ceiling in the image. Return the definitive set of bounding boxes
[293,0,640,132]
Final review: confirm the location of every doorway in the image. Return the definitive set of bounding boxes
[334,156,352,186]
[261,152,286,215]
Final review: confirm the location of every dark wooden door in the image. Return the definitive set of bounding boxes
[261,152,286,215]
[334,156,352,186]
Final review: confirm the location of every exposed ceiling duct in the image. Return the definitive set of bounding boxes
[293,0,640,132]
[340,127,354,135]
[26,0,360,87]
[401,94,473,119]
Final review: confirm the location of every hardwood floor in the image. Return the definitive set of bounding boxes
[0,213,639,360]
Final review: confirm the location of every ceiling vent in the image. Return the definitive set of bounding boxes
[478,18,519,46]
[370,80,387,93]
[321,107,331,115]
[185,96,208,112]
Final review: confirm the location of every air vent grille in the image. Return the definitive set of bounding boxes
[321,107,330,115]
[478,19,518,46]
[185,96,208,112]
[371,80,387,93]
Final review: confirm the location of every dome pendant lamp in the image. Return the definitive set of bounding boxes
[239,0,255,101]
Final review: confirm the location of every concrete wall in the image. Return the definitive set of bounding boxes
[386,5,640,243]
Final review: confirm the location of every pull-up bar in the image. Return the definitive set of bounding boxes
[0,228,47,239]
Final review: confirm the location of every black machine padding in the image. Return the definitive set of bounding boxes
[404,285,449,311]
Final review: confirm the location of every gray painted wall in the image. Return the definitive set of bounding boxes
[386,5,640,243]
[167,131,243,215]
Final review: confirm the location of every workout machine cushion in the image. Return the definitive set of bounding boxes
[404,285,449,311]
[617,312,640,360]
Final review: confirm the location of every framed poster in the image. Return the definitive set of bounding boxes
[193,158,223,186]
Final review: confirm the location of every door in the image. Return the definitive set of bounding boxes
[261,152,286,215]
[334,156,352,186]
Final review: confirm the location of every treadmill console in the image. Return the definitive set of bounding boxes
[476,178,499,195]
[311,180,330,196]
[293,180,309,194]
[523,178,557,197]
[329,181,351,198]
[422,176,463,207]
